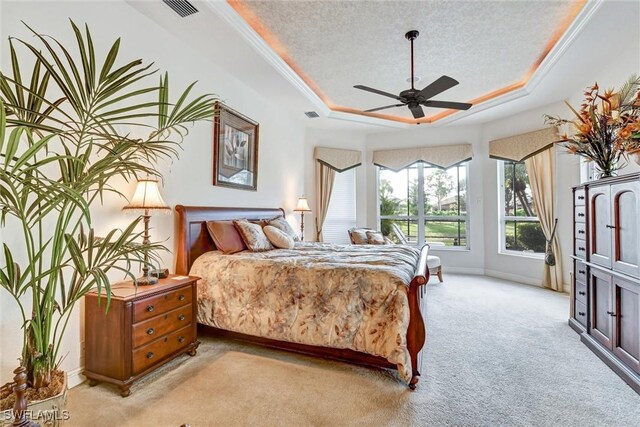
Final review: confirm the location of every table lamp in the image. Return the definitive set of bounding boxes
[122,179,171,285]
[293,196,312,241]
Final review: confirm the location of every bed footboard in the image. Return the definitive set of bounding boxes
[406,244,430,389]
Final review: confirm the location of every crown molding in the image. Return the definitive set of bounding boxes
[206,0,602,127]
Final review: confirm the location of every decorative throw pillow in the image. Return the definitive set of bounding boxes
[267,216,299,241]
[350,229,369,245]
[206,221,247,254]
[366,230,386,245]
[233,219,274,252]
[263,225,295,249]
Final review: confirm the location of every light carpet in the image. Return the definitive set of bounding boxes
[66,274,640,426]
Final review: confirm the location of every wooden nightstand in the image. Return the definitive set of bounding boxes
[83,275,200,397]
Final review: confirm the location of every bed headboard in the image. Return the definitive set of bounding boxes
[174,205,285,275]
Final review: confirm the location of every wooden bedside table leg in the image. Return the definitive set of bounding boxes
[120,385,131,397]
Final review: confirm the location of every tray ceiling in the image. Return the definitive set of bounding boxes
[228,0,586,124]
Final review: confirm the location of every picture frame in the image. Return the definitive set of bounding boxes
[213,102,259,191]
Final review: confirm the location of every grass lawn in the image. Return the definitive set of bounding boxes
[384,219,466,246]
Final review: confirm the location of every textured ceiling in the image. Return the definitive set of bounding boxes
[230,0,585,123]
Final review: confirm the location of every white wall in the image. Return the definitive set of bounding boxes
[0,1,306,385]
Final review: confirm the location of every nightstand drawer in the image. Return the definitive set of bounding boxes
[133,285,192,322]
[132,304,193,349]
[132,325,192,374]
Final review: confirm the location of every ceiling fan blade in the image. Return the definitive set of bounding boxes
[354,85,403,101]
[418,76,459,100]
[409,104,425,119]
[422,100,473,110]
[364,103,405,113]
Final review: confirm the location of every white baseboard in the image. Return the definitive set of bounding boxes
[484,269,542,287]
[67,367,85,389]
[442,266,485,275]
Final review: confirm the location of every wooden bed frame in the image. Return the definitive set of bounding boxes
[174,205,430,389]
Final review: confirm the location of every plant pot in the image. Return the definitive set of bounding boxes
[1,372,67,427]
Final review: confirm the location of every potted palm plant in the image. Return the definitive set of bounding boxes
[0,21,216,418]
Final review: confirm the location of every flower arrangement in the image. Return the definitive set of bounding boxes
[544,75,640,178]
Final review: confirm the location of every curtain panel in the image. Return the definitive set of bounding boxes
[524,146,564,292]
[372,144,472,171]
[489,127,558,162]
[313,147,361,241]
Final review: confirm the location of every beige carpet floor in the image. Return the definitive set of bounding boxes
[66,274,640,426]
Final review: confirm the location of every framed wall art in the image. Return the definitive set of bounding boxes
[213,102,259,191]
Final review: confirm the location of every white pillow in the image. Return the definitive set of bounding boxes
[263,225,295,249]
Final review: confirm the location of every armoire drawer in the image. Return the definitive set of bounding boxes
[575,222,586,239]
[574,300,587,327]
[575,280,587,305]
[575,261,587,283]
[574,188,586,206]
[575,206,586,222]
[575,239,587,259]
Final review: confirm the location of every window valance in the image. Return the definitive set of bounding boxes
[314,146,362,172]
[372,144,473,171]
[489,127,558,162]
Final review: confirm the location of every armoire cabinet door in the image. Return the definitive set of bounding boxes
[611,182,640,277]
[590,185,612,268]
[612,277,640,374]
[590,268,613,349]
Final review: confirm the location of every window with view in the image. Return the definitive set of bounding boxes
[378,162,468,248]
[499,161,546,254]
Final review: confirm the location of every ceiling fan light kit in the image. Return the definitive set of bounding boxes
[354,30,472,121]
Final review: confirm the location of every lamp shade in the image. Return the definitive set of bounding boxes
[122,179,170,214]
[294,196,311,212]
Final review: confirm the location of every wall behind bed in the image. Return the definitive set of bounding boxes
[0,0,306,385]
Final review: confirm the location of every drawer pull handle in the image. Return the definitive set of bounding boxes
[607,311,617,317]
[578,196,585,200]
[578,230,585,234]
[605,224,616,229]
[178,294,186,301]
[578,291,586,296]
[578,213,585,217]
[146,352,155,359]
[178,336,185,343]
[578,312,585,316]
[146,327,155,335]
[178,315,186,321]
[578,247,585,251]
[578,270,585,274]
[146,305,154,313]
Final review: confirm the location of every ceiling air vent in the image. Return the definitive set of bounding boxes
[304,111,319,118]
[162,0,199,18]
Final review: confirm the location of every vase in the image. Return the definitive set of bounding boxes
[594,162,618,179]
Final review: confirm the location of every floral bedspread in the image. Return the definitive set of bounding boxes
[190,242,420,383]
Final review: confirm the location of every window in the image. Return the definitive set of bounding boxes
[378,163,468,248]
[323,168,356,244]
[499,161,546,254]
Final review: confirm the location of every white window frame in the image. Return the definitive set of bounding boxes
[497,161,544,259]
[377,162,470,251]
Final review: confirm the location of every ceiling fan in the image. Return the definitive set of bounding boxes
[354,30,472,119]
